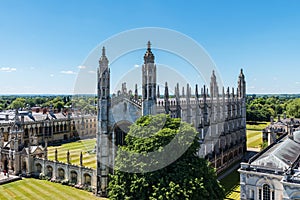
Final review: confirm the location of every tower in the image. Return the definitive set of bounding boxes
[96,46,110,196]
[238,69,246,98]
[210,70,218,99]
[164,82,170,114]
[238,69,247,152]
[142,41,157,115]
[9,110,23,175]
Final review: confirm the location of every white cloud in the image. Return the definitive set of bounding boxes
[0,67,17,72]
[60,70,76,75]
[88,70,96,74]
[78,65,86,69]
[50,74,54,77]
[134,64,139,68]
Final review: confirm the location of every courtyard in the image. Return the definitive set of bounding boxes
[47,138,96,169]
[0,178,106,200]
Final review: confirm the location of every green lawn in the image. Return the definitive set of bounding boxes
[225,185,240,200]
[220,170,240,200]
[246,130,262,148]
[246,122,270,131]
[246,122,269,149]
[48,138,97,169]
[0,178,106,200]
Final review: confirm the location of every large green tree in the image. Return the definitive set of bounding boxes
[108,114,224,200]
[9,98,26,109]
[287,98,300,118]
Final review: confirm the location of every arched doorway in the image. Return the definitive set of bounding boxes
[83,173,91,186]
[113,121,131,146]
[46,166,53,178]
[35,163,42,173]
[3,159,8,172]
[70,171,78,184]
[22,158,27,173]
[58,168,65,180]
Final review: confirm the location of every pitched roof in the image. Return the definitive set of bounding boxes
[252,131,300,170]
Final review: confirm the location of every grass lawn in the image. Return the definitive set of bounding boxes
[246,122,270,131]
[220,170,240,200]
[246,122,269,149]
[48,138,97,169]
[0,178,106,200]
[246,130,262,149]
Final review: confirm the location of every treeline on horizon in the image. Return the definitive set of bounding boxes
[0,94,299,121]
[247,94,300,121]
[0,95,97,114]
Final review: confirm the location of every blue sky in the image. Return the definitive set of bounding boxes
[0,0,300,94]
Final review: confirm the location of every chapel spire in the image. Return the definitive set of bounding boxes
[142,41,157,115]
[99,46,109,68]
[144,41,155,64]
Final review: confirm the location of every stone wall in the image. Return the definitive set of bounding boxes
[33,158,96,189]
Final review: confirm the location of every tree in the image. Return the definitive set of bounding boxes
[108,114,224,200]
[287,98,300,118]
[9,98,25,109]
[54,101,64,112]
[34,97,46,106]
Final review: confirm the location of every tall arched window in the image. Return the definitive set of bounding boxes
[259,184,274,200]
[263,184,270,200]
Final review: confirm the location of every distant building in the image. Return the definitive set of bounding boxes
[0,109,97,190]
[0,109,96,176]
[96,42,247,196]
[0,109,96,146]
[239,130,300,200]
[263,116,300,146]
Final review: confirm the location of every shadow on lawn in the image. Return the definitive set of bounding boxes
[224,184,240,200]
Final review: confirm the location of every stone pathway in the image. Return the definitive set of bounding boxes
[218,162,240,180]
[0,172,21,185]
[218,151,258,181]
[247,147,260,152]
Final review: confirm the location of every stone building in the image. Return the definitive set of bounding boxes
[263,116,300,145]
[239,130,300,200]
[96,41,247,196]
[0,109,96,189]
[0,107,97,182]
[0,109,96,147]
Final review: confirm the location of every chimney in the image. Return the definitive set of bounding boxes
[284,113,287,119]
[288,125,294,140]
[277,114,281,122]
[21,115,24,123]
[68,111,72,120]
[270,116,274,124]
[5,114,9,121]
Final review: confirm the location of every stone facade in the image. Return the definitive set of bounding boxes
[0,109,96,178]
[33,157,95,188]
[239,130,300,200]
[0,110,97,189]
[96,42,247,196]
[0,110,96,146]
[263,117,300,146]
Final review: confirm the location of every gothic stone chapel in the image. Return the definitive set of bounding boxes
[96,41,247,196]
